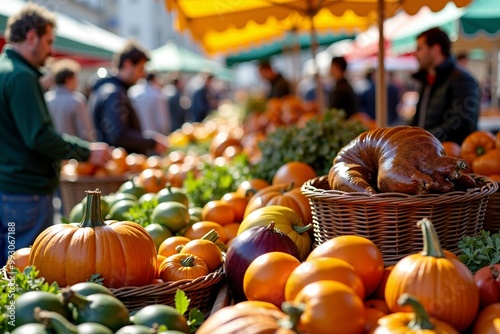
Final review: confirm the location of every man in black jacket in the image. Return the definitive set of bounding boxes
[411,27,480,144]
[328,56,358,119]
[88,40,167,155]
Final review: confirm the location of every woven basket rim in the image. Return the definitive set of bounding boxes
[109,264,225,298]
[301,174,498,205]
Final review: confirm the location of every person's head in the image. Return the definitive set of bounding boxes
[113,39,150,85]
[457,51,468,67]
[5,3,56,67]
[330,56,348,81]
[415,27,451,71]
[258,60,277,81]
[52,58,80,91]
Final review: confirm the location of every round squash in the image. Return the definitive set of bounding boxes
[243,183,312,225]
[29,190,157,288]
[238,205,312,260]
[384,218,479,332]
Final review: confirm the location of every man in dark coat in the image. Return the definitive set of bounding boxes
[411,27,480,144]
[258,60,291,99]
[328,56,358,118]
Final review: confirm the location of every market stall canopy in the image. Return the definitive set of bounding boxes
[164,0,474,127]
[0,0,126,64]
[148,42,234,81]
[460,0,500,37]
[225,32,354,66]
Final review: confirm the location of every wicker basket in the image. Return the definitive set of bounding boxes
[109,264,225,316]
[301,174,498,265]
[59,174,132,218]
[483,182,500,233]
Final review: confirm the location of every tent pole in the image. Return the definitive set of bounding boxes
[309,15,325,113]
[491,40,499,109]
[376,0,387,127]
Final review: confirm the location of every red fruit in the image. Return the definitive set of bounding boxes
[475,264,500,309]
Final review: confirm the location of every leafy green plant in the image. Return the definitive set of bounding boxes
[252,109,367,182]
[458,230,500,273]
[184,154,254,208]
[124,197,158,227]
[0,266,59,332]
[175,289,204,333]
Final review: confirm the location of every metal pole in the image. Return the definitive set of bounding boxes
[376,0,387,127]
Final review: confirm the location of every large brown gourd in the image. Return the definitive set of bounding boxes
[328,126,475,195]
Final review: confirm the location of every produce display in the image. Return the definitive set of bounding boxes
[3,98,500,333]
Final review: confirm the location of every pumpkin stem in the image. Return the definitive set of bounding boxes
[293,223,312,235]
[418,218,444,258]
[34,307,79,334]
[61,287,91,310]
[245,188,257,197]
[201,228,220,243]
[181,255,196,267]
[398,294,435,330]
[280,301,304,331]
[284,182,295,193]
[78,189,105,228]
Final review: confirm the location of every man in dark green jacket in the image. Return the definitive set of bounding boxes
[0,3,111,266]
[411,27,480,144]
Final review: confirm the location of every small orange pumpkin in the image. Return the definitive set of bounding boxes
[461,130,496,166]
[158,253,208,282]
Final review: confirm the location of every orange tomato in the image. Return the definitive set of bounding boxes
[6,247,31,273]
[272,161,317,188]
[364,299,390,315]
[294,280,365,334]
[158,236,191,258]
[243,252,301,308]
[285,257,365,301]
[220,192,248,222]
[202,200,235,226]
[307,235,385,297]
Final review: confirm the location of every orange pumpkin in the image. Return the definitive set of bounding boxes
[284,257,365,301]
[496,131,500,149]
[442,141,462,158]
[220,192,248,222]
[307,235,384,297]
[158,253,208,282]
[183,221,228,243]
[472,303,500,334]
[293,280,365,334]
[461,130,496,166]
[373,294,458,334]
[243,183,312,225]
[472,149,500,176]
[236,178,271,200]
[29,190,157,288]
[179,229,223,272]
[158,236,191,258]
[272,161,317,188]
[384,218,479,332]
[196,304,296,334]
